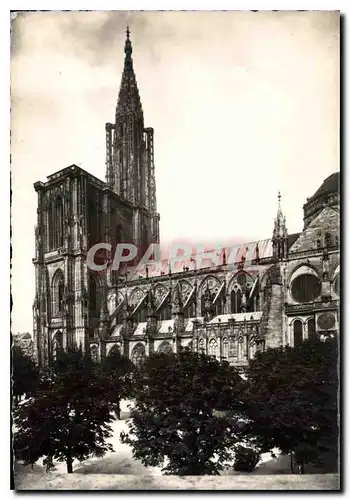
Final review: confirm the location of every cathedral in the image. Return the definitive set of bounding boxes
[33,29,340,369]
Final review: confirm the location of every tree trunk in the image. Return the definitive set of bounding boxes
[66,455,73,473]
[290,452,294,474]
[116,398,121,420]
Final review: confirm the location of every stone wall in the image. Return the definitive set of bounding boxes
[289,205,339,254]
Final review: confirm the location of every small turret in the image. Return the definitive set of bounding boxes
[272,192,288,261]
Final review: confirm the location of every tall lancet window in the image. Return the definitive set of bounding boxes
[158,296,171,321]
[200,294,206,317]
[237,337,244,360]
[184,300,196,319]
[58,278,64,313]
[307,318,317,342]
[56,196,64,248]
[48,201,55,251]
[52,271,64,316]
[231,288,242,314]
[293,320,303,347]
[48,197,64,250]
[213,297,223,316]
[52,332,63,360]
[131,343,146,368]
[222,338,228,359]
[89,275,97,312]
[208,338,217,357]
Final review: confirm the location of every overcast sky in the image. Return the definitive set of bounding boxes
[11,10,339,333]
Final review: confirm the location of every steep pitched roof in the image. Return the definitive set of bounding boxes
[287,233,301,249]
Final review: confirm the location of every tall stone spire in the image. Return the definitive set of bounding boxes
[105,27,160,252]
[124,26,132,66]
[105,27,144,201]
[116,26,143,119]
[272,192,288,260]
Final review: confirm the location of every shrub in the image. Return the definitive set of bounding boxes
[233,445,260,472]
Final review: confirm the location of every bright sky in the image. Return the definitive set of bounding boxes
[10,10,339,333]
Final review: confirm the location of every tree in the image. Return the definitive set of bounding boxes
[121,348,245,475]
[101,349,135,419]
[14,349,118,473]
[243,337,339,473]
[12,345,40,404]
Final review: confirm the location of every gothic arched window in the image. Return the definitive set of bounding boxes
[249,341,257,360]
[89,274,102,314]
[237,337,244,360]
[56,196,64,248]
[157,341,173,354]
[131,343,146,368]
[52,331,63,360]
[200,295,206,316]
[58,278,64,313]
[52,271,64,315]
[213,298,223,317]
[231,288,242,314]
[198,338,205,353]
[89,276,97,312]
[47,197,64,251]
[236,273,248,288]
[184,300,196,319]
[291,274,321,303]
[307,318,317,342]
[222,338,228,359]
[134,304,147,324]
[52,341,60,360]
[158,306,167,321]
[90,345,99,363]
[208,339,217,357]
[229,339,237,357]
[158,297,171,321]
[48,202,55,251]
[293,320,303,347]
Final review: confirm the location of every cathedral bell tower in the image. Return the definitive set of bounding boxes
[105,27,160,255]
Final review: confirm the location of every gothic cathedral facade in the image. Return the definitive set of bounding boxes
[33,29,340,369]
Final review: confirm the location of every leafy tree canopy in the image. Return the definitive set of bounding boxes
[243,337,339,472]
[12,345,40,402]
[121,348,245,475]
[14,349,118,473]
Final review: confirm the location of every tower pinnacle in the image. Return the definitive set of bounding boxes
[277,191,283,217]
[124,26,133,66]
[272,191,288,260]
